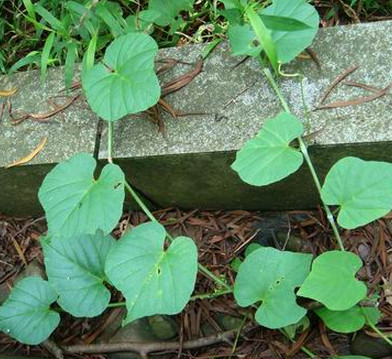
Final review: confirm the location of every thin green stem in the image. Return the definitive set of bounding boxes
[108,121,114,164]
[190,288,232,301]
[124,181,156,223]
[229,309,250,359]
[197,265,232,291]
[362,308,392,347]
[107,302,126,309]
[298,139,345,251]
[260,61,345,251]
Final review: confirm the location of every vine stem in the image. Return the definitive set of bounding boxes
[107,288,232,309]
[361,308,392,348]
[108,121,114,164]
[260,62,345,251]
[109,129,232,292]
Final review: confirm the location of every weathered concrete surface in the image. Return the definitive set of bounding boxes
[1,21,392,216]
[0,67,99,215]
[100,21,392,210]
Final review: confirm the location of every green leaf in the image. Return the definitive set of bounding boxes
[228,23,262,57]
[82,34,98,78]
[259,14,312,31]
[35,4,67,35]
[202,38,223,59]
[82,32,160,121]
[125,10,159,33]
[38,153,125,237]
[246,6,278,71]
[41,32,55,82]
[230,257,242,272]
[244,243,262,257]
[96,4,125,37]
[315,305,381,333]
[9,51,40,73]
[42,231,115,317]
[298,251,367,311]
[231,112,304,186]
[105,222,198,323]
[283,315,310,339]
[234,247,312,329]
[65,41,77,91]
[321,157,392,229]
[261,0,319,63]
[0,277,60,345]
[148,0,194,26]
[22,0,36,22]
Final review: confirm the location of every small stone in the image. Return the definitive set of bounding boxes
[350,331,392,358]
[147,315,178,340]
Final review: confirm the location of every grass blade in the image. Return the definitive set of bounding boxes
[65,41,78,91]
[41,32,55,82]
[245,6,278,72]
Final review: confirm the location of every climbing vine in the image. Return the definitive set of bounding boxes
[0,1,389,358]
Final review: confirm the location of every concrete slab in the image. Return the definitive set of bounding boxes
[0,67,99,215]
[100,21,392,210]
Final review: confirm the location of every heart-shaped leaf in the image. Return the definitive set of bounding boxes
[234,247,312,329]
[38,153,125,237]
[105,222,198,323]
[0,277,60,345]
[261,0,319,63]
[231,112,304,186]
[42,231,115,317]
[298,251,367,311]
[321,157,392,229]
[315,305,381,333]
[82,32,160,121]
[148,0,194,26]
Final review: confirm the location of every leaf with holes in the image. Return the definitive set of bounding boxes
[228,24,262,57]
[42,231,115,317]
[315,305,381,333]
[298,251,367,311]
[234,247,312,329]
[261,0,319,63]
[231,112,304,186]
[148,0,194,26]
[38,153,125,237]
[82,32,160,121]
[321,157,392,229]
[0,277,59,345]
[105,222,198,323]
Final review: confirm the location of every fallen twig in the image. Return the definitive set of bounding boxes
[62,325,256,359]
[343,81,384,93]
[10,95,79,125]
[315,84,391,110]
[42,339,64,359]
[161,58,203,96]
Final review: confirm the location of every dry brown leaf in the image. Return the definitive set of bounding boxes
[382,276,392,307]
[316,84,391,110]
[0,88,17,97]
[5,136,48,169]
[161,58,203,96]
[319,65,359,104]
